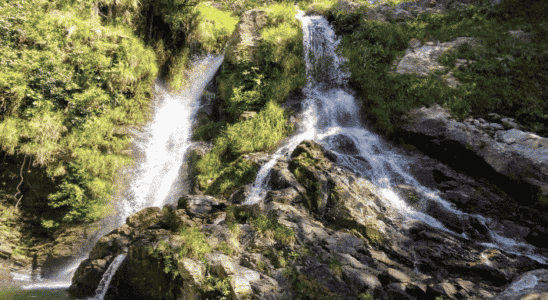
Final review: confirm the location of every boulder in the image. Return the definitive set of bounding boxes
[69,139,548,300]
[493,269,548,300]
[398,104,548,206]
[394,37,482,77]
[178,195,227,216]
[225,10,268,65]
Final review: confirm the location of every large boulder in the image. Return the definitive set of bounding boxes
[398,104,548,206]
[492,269,548,300]
[393,37,482,78]
[69,139,548,300]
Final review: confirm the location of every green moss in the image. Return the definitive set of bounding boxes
[282,267,342,300]
[359,292,380,300]
[407,191,420,208]
[226,205,295,245]
[216,242,235,256]
[178,226,212,260]
[327,255,343,278]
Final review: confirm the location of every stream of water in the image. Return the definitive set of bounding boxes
[7,7,548,300]
[6,54,224,299]
[244,10,548,265]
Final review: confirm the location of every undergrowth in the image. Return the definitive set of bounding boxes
[331,0,548,138]
[193,2,305,198]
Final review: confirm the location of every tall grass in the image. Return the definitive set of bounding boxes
[192,2,305,198]
[332,1,548,137]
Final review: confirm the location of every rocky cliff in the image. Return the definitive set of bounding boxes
[69,141,548,300]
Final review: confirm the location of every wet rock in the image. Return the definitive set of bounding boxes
[493,269,548,300]
[264,188,302,204]
[424,201,470,234]
[69,137,548,300]
[430,282,458,299]
[342,266,385,297]
[178,195,227,216]
[326,134,360,156]
[380,267,412,284]
[229,184,253,204]
[270,160,306,194]
[399,104,548,207]
[386,282,416,300]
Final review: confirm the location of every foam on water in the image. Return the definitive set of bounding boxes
[16,54,225,293]
[117,54,224,225]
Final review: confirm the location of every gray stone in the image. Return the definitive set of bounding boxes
[493,269,548,300]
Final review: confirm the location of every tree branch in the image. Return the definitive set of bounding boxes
[14,155,27,210]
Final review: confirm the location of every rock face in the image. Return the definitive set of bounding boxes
[393,37,481,78]
[492,269,548,300]
[70,140,548,300]
[397,104,548,209]
[224,9,267,65]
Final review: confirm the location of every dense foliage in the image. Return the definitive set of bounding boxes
[193,2,306,198]
[332,0,548,137]
[0,0,239,231]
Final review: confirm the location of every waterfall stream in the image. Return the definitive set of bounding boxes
[10,7,547,299]
[89,254,126,300]
[117,54,224,226]
[244,9,548,265]
[14,54,224,296]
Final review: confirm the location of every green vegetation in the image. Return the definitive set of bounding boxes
[331,0,548,138]
[226,205,295,245]
[0,0,157,228]
[327,255,343,277]
[0,0,239,235]
[194,2,305,197]
[282,267,342,300]
[407,191,420,208]
[359,293,380,300]
[147,225,212,279]
[200,273,232,300]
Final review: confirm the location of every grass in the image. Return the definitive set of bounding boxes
[225,205,295,245]
[330,0,548,138]
[282,267,342,300]
[193,1,306,197]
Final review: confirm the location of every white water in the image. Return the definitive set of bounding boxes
[89,254,127,300]
[14,54,224,293]
[117,54,224,226]
[244,9,548,265]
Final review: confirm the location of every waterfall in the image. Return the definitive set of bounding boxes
[244,9,548,265]
[117,54,224,226]
[89,254,126,300]
[15,54,224,294]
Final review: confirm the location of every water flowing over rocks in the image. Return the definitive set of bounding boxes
[70,141,548,300]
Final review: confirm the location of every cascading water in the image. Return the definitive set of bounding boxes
[89,254,126,300]
[245,9,548,265]
[117,54,224,226]
[15,54,224,296]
